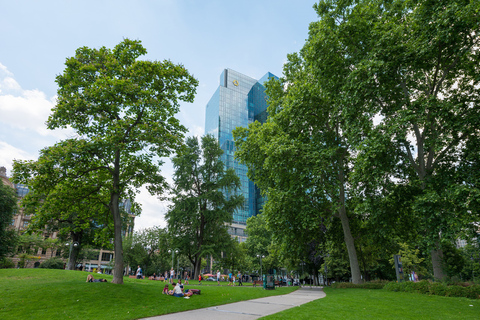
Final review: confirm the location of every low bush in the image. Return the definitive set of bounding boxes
[0,257,15,269]
[39,257,64,269]
[331,280,388,289]
[383,280,480,299]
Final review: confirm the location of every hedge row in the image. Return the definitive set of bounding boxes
[330,280,388,289]
[383,280,480,299]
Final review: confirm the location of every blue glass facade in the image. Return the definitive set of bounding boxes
[205,69,276,226]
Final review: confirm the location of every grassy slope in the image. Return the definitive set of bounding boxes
[261,287,480,320]
[0,269,296,320]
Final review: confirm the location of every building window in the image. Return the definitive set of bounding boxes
[101,252,112,261]
[10,219,15,226]
[42,248,47,255]
[23,221,29,228]
[56,250,62,257]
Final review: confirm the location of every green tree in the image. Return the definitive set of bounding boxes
[233,50,363,283]
[0,181,18,260]
[12,140,122,270]
[244,214,271,259]
[123,226,170,276]
[317,0,480,280]
[44,39,197,283]
[166,135,244,279]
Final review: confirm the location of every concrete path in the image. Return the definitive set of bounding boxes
[143,287,326,320]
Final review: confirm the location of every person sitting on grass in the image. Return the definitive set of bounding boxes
[86,274,107,282]
[162,284,170,294]
[172,282,193,298]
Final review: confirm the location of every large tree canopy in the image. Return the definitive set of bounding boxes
[12,139,130,270]
[235,0,480,282]
[166,135,243,279]
[43,39,197,283]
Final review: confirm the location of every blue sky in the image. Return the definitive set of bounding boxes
[0,0,318,230]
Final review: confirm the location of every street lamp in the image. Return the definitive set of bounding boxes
[168,249,179,278]
[256,254,265,280]
[65,241,79,269]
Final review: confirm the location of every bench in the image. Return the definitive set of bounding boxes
[253,280,263,287]
[275,281,282,287]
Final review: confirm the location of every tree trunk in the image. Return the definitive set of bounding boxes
[338,206,362,284]
[338,165,362,284]
[193,254,201,279]
[111,154,124,284]
[67,232,82,270]
[431,241,446,281]
[111,191,124,283]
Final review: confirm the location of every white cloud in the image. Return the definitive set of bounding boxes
[1,77,21,92]
[0,62,13,76]
[0,91,53,134]
[133,186,170,231]
[0,141,35,174]
[0,64,73,140]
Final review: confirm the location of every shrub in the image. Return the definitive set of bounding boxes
[39,257,64,270]
[383,281,401,292]
[331,280,388,289]
[445,285,465,298]
[465,285,480,299]
[383,280,480,299]
[428,283,447,296]
[0,257,15,269]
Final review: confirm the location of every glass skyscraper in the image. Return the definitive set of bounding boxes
[205,68,276,240]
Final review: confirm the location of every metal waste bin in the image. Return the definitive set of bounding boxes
[265,274,275,290]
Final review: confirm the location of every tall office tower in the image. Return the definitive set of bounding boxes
[205,68,277,241]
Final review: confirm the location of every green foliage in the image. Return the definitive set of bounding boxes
[388,242,427,278]
[39,257,64,269]
[123,226,170,276]
[0,181,18,259]
[166,135,243,278]
[384,280,480,299]
[441,242,467,278]
[16,39,197,283]
[331,280,388,289]
[0,257,15,269]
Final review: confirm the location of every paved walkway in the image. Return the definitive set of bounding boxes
[143,287,326,320]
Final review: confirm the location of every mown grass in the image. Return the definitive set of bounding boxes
[260,287,480,320]
[0,268,296,320]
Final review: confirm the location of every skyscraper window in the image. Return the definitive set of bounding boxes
[205,69,277,237]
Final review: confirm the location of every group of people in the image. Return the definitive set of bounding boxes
[216,270,243,286]
[163,279,200,299]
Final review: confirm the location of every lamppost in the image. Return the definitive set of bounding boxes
[256,254,265,280]
[168,249,179,278]
[65,241,79,269]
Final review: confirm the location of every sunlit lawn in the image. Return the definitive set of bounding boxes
[0,268,296,320]
[261,287,480,320]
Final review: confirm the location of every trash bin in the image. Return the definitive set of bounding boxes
[265,274,275,290]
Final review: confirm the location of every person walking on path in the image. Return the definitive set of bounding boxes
[198,274,202,285]
[237,271,243,286]
[216,270,221,286]
[228,272,233,286]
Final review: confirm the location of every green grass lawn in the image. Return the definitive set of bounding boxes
[0,268,296,320]
[260,287,480,320]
